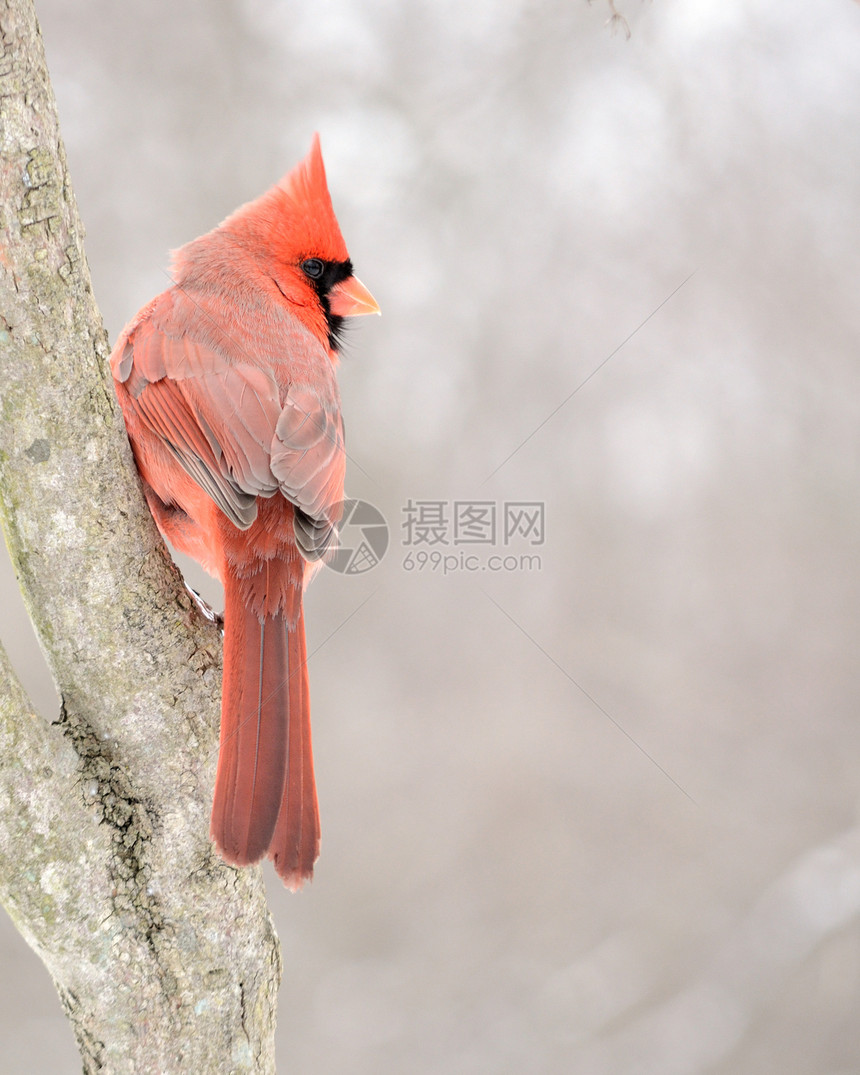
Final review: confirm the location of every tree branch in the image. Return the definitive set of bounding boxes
[0,1,281,1070]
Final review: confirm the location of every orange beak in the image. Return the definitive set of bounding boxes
[328,275,380,318]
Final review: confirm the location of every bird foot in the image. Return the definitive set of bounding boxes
[185,583,224,630]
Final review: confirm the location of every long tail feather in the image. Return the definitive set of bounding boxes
[211,571,289,866]
[270,602,320,889]
[211,562,320,888]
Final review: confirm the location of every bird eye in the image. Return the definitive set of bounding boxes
[301,258,325,280]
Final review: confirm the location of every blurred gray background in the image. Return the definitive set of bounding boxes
[2,0,859,1071]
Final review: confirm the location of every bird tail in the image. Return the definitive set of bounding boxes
[211,561,319,889]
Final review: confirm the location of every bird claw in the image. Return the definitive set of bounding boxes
[185,583,224,630]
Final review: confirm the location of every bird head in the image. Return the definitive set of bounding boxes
[219,135,379,352]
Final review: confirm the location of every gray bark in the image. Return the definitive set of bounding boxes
[0,1,281,1071]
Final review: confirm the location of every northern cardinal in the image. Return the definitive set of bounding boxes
[110,137,379,889]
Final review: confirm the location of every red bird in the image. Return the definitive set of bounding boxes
[110,137,379,889]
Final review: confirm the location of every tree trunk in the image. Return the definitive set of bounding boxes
[0,1,281,1070]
